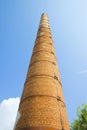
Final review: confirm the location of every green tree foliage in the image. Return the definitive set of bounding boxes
[70,104,87,130]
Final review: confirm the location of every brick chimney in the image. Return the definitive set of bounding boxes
[13,13,70,130]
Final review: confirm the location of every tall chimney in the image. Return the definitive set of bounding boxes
[13,13,70,130]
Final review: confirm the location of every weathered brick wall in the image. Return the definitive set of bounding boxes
[15,97,62,130]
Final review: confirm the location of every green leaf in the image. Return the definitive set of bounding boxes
[70,103,87,130]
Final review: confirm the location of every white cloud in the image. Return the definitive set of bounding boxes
[0,97,20,130]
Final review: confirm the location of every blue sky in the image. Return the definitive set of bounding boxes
[0,0,87,124]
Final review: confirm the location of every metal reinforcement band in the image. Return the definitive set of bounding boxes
[25,74,62,87]
[20,95,65,107]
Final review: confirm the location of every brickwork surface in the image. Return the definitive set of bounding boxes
[14,13,70,130]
